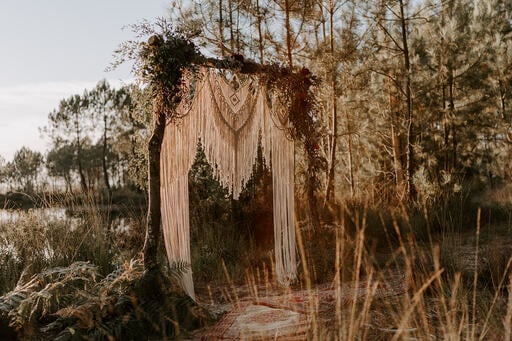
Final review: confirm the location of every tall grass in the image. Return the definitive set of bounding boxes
[0,193,144,295]
[196,192,512,340]
[328,201,511,339]
[2,184,512,339]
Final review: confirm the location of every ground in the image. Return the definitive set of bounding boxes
[190,270,407,340]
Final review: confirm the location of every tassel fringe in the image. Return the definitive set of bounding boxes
[161,68,297,299]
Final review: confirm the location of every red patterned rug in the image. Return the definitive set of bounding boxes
[200,273,406,340]
[201,301,310,340]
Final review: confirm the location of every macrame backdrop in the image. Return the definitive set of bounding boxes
[161,67,296,300]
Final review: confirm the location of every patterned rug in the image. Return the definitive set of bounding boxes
[201,301,310,340]
[200,273,406,340]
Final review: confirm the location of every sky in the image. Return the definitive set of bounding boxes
[0,0,171,161]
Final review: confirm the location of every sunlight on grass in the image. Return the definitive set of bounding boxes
[2,192,512,339]
[195,202,512,340]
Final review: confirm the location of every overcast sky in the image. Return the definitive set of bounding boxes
[0,0,170,161]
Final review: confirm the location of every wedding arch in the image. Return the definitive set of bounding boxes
[130,32,318,301]
[161,67,299,299]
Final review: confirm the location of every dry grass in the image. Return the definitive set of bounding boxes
[193,202,512,340]
[0,193,144,295]
[2,189,512,340]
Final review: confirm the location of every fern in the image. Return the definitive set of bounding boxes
[0,258,208,339]
[0,261,100,335]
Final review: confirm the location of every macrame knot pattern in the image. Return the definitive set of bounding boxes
[161,67,296,300]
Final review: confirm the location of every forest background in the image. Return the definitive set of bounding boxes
[1,0,511,210]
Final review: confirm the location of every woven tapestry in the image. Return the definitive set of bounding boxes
[161,68,296,299]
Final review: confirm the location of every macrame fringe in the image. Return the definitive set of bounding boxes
[271,123,297,284]
[161,68,297,299]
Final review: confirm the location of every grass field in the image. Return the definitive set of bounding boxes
[1,188,512,339]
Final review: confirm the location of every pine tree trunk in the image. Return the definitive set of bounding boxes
[218,0,225,57]
[442,83,450,170]
[307,148,321,230]
[325,106,337,201]
[448,68,456,170]
[284,0,293,68]
[228,0,235,52]
[499,78,507,121]
[256,0,264,63]
[440,2,450,172]
[77,157,87,192]
[391,121,404,195]
[388,78,404,196]
[346,115,355,199]
[76,126,88,192]
[399,0,414,200]
[325,2,338,202]
[102,114,112,197]
[143,108,167,272]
